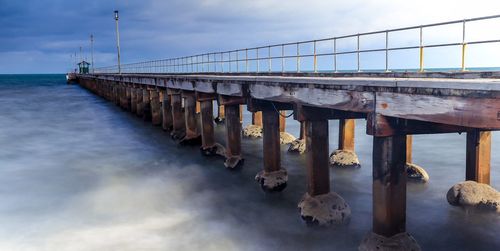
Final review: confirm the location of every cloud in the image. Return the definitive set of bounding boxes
[0,0,499,73]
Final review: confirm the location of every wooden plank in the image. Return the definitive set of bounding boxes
[339,119,355,151]
[466,130,491,184]
[376,92,500,129]
[247,99,293,112]
[250,84,374,113]
[306,120,330,196]
[294,105,366,122]
[217,82,245,96]
[367,113,469,137]
[372,135,407,237]
[219,95,246,105]
[194,80,216,93]
[263,109,281,172]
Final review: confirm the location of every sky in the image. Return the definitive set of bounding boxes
[0,0,500,73]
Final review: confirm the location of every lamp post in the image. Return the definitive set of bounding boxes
[114,10,121,74]
[90,34,94,73]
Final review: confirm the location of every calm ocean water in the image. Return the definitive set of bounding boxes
[1,74,500,251]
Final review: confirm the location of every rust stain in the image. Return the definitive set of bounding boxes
[381,103,388,109]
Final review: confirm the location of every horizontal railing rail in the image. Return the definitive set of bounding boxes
[94,14,500,74]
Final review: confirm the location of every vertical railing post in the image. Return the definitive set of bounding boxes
[220,53,224,73]
[257,48,260,73]
[334,38,337,73]
[268,46,272,72]
[461,20,467,71]
[245,49,249,73]
[214,53,217,72]
[357,34,361,72]
[419,26,424,72]
[385,31,389,72]
[296,42,300,73]
[313,40,317,73]
[281,44,285,73]
[236,50,239,72]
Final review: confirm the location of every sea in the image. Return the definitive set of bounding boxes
[1,74,500,251]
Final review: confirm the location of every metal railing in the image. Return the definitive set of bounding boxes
[94,14,500,74]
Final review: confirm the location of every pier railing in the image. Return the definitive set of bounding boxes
[95,14,500,74]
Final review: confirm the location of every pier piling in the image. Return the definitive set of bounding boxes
[180,92,201,145]
[255,107,288,192]
[466,130,491,184]
[298,118,351,226]
[170,92,186,140]
[223,101,243,169]
[161,90,173,131]
[151,89,162,126]
[360,134,420,251]
[142,88,151,121]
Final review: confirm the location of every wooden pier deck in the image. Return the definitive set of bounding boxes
[75,70,500,250]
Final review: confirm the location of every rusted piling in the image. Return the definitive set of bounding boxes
[223,101,243,169]
[170,92,185,140]
[131,86,137,114]
[298,119,351,226]
[142,88,151,121]
[136,87,144,117]
[161,90,173,131]
[359,134,420,251]
[255,108,287,192]
[180,92,201,145]
[151,89,162,126]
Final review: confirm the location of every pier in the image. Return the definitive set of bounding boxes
[73,15,500,250]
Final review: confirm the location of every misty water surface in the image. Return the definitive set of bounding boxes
[0,75,500,251]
